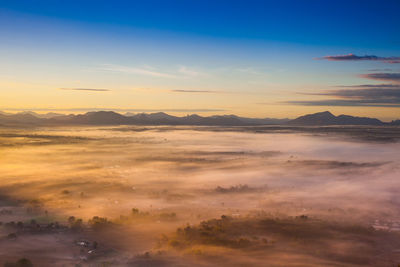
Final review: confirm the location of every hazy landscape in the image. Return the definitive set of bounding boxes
[1,113,400,266]
[2,1,400,266]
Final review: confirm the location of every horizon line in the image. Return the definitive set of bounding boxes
[1,109,398,122]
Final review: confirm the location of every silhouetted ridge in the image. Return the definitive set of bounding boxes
[391,120,400,126]
[0,110,396,126]
[74,111,128,124]
[288,111,384,126]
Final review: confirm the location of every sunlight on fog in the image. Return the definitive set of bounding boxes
[1,126,400,266]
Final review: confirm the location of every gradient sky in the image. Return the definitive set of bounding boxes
[1,0,400,120]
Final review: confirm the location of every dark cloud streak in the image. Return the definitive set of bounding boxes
[335,84,399,88]
[359,73,400,83]
[318,54,400,63]
[285,100,400,107]
[286,84,400,107]
[368,69,393,72]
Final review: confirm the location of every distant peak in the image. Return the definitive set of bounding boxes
[186,114,202,118]
[317,111,334,116]
[86,110,118,114]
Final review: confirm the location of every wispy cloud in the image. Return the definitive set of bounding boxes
[317,54,400,64]
[335,84,399,88]
[97,64,206,79]
[284,84,400,107]
[171,89,221,93]
[235,67,265,75]
[367,69,393,72]
[359,73,400,83]
[284,100,400,107]
[99,64,177,78]
[60,88,111,92]
[177,66,204,77]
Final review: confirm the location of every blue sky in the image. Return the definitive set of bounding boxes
[0,0,399,119]
[1,0,399,48]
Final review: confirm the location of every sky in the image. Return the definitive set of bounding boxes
[0,0,399,120]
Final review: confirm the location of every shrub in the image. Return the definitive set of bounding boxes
[88,216,112,230]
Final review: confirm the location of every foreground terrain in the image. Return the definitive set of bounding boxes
[1,125,400,266]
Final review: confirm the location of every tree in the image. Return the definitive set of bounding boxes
[3,258,33,267]
[16,258,33,267]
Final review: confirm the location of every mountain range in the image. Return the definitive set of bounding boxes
[0,110,398,127]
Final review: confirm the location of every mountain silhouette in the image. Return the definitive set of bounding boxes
[288,111,384,126]
[0,110,397,126]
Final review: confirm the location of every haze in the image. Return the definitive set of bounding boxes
[0,125,400,266]
[1,1,400,266]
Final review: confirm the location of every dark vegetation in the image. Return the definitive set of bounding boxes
[0,133,93,147]
[4,258,33,267]
[161,215,400,266]
[0,205,182,266]
[117,208,178,224]
[214,184,260,193]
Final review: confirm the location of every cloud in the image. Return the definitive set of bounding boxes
[284,84,400,107]
[303,85,400,98]
[235,67,264,75]
[335,84,399,88]
[177,66,203,77]
[317,54,400,64]
[368,69,393,72]
[359,73,400,83]
[99,64,177,78]
[285,100,400,107]
[171,89,220,93]
[96,64,207,79]
[60,88,111,92]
